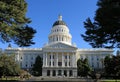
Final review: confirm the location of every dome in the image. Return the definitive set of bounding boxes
[52,15,67,27]
[53,20,67,27]
[48,15,72,45]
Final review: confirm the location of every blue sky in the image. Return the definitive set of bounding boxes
[1,0,99,49]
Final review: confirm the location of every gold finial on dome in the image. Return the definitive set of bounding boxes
[58,14,62,21]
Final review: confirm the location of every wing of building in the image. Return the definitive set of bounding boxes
[4,15,113,77]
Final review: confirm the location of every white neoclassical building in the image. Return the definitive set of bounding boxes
[4,15,113,77]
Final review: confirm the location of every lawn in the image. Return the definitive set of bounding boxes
[101,80,120,82]
[0,77,20,80]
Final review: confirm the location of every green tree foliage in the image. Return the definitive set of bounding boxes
[81,0,120,48]
[77,58,92,77]
[32,56,42,76]
[0,54,21,77]
[0,0,36,46]
[104,55,120,78]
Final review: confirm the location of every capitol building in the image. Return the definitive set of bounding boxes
[4,15,113,77]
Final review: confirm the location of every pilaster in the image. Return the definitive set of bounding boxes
[56,53,58,67]
[46,53,47,67]
[67,70,69,77]
[51,52,53,67]
[62,53,64,67]
[43,53,45,67]
[67,53,69,67]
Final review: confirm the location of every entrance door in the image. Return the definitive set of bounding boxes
[69,70,73,76]
[58,70,62,76]
[47,70,50,76]
[64,70,67,76]
[53,70,56,76]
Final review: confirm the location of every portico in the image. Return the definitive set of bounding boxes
[43,52,76,67]
[42,50,77,77]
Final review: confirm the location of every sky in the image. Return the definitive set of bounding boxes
[1,0,99,49]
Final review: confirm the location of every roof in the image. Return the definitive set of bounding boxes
[52,20,67,27]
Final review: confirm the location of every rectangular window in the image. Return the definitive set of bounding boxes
[53,62,54,66]
[92,64,94,68]
[65,55,67,59]
[69,56,70,59]
[92,62,94,68]
[31,64,33,67]
[65,62,67,66]
[31,62,33,67]
[49,62,51,66]
[69,62,70,66]
[31,57,33,60]
[50,55,51,59]
[91,57,94,61]
[26,55,28,60]
[97,57,99,61]
[81,56,83,60]
[58,62,62,66]
[97,62,99,68]
[26,64,27,67]
[53,55,54,59]
[47,70,50,76]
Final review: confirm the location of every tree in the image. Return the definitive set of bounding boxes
[81,0,120,48]
[77,58,92,77]
[0,54,21,77]
[32,56,42,76]
[0,0,36,47]
[104,55,120,78]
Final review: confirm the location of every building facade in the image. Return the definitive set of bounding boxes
[4,15,113,77]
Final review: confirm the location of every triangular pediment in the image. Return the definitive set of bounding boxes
[43,42,77,49]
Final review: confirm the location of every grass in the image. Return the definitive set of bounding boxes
[101,80,120,82]
[0,77,20,80]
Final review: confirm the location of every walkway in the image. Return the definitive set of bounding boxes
[26,76,97,82]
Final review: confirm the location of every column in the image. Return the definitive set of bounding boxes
[62,70,64,76]
[59,35,60,41]
[56,70,58,76]
[62,53,64,67]
[58,36,59,41]
[60,36,62,41]
[50,70,53,76]
[46,53,47,67]
[67,70,69,77]
[56,53,58,67]
[74,53,77,67]
[51,53,53,67]
[17,51,19,62]
[55,36,57,42]
[72,53,74,67]
[43,53,45,67]
[67,53,69,67]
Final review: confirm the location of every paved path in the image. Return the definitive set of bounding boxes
[26,76,97,82]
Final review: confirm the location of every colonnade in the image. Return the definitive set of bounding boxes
[43,52,76,67]
[47,69,72,77]
[49,35,71,44]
